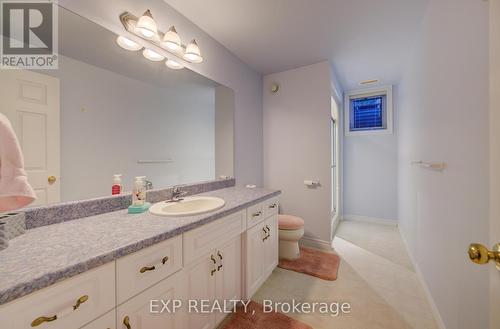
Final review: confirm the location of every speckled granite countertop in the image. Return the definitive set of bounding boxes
[0,186,280,305]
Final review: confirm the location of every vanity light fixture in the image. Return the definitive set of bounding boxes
[135,9,158,39]
[116,36,143,51]
[183,39,203,63]
[119,10,205,70]
[143,48,165,61]
[166,59,184,70]
[162,26,182,52]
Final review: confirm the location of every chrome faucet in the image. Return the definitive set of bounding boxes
[167,185,188,202]
[144,180,153,191]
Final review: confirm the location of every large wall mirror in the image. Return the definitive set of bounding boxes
[0,6,234,206]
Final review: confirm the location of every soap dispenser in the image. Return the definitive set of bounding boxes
[128,176,151,214]
[132,176,146,206]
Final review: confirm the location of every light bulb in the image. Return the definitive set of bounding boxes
[183,39,203,63]
[116,36,142,51]
[135,10,157,39]
[143,48,165,61]
[165,59,184,70]
[162,26,182,52]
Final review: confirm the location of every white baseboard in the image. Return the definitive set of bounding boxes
[300,236,332,251]
[399,232,447,329]
[342,214,398,227]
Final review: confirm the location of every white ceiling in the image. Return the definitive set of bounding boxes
[164,0,430,90]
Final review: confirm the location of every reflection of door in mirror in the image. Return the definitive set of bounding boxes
[0,70,60,207]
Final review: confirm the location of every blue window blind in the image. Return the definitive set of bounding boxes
[349,95,386,131]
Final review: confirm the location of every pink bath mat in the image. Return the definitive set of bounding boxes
[222,301,313,329]
[278,246,340,281]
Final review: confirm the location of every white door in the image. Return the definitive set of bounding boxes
[244,223,265,299]
[184,253,216,329]
[116,271,185,329]
[263,216,278,276]
[215,236,241,325]
[490,1,500,328]
[0,70,60,206]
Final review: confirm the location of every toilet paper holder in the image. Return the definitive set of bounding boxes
[304,180,320,187]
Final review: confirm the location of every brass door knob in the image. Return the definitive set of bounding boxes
[468,243,500,269]
[48,176,57,185]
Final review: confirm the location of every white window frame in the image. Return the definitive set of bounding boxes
[344,85,393,136]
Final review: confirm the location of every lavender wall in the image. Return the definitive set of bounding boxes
[398,0,490,328]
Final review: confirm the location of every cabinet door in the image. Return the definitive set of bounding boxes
[244,223,266,299]
[263,216,279,277]
[184,253,217,329]
[116,271,185,329]
[215,236,241,325]
[81,310,115,329]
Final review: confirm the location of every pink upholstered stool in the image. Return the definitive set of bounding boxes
[278,215,305,260]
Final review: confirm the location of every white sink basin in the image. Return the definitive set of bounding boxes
[149,196,225,217]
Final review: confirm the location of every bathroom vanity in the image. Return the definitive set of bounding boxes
[0,186,280,329]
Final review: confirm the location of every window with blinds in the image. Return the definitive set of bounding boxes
[349,95,387,131]
[344,86,393,135]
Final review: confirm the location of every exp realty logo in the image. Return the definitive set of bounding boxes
[1,0,58,69]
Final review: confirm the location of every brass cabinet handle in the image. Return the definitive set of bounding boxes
[31,315,57,327]
[265,225,270,233]
[211,254,217,276]
[162,256,169,265]
[216,251,223,271]
[269,203,277,209]
[468,243,500,269]
[252,211,262,217]
[31,295,89,327]
[123,315,131,329]
[73,295,89,310]
[139,265,156,273]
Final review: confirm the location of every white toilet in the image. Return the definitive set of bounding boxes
[278,214,305,260]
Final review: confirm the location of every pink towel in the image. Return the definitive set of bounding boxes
[0,113,36,211]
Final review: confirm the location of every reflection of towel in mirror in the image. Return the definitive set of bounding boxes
[0,113,36,211]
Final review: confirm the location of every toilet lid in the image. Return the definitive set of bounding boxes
[278,214,304,230]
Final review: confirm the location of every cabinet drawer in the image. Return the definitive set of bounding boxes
[80,310,115,329]
[184,210,245,265]
[116,270,185,329]
[246,202,265,228]
[0,263,115,329]
[263,197,279,218]
[116,236,183,305]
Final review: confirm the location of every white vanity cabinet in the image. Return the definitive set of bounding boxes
[80,310,115,329]
[116,270,185,329]
[244,210,279,299]
[0,196,280,329]
[0,263,115,329]
[182,211,245,329]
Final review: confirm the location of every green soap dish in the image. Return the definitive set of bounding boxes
[128,202,151,214]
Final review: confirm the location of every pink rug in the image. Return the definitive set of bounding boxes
[222,301,313,329]
[278,246,340,281]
